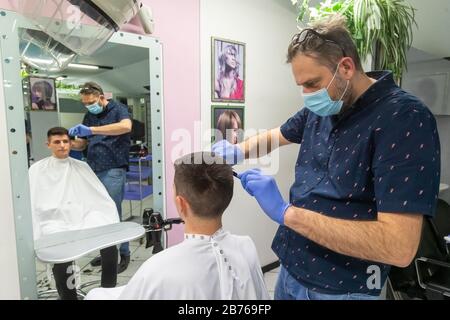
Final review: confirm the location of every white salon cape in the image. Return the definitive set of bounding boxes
[86,229,270,300]
[29,156,119,240]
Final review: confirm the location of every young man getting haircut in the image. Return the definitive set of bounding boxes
[86,152,269,300]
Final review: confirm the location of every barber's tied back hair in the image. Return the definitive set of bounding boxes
[287,14,363,72]
[174,152,234,219]
[79,82,104,96]
[47,127,69,139]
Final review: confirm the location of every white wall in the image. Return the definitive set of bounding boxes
[200,0,302,266]
[70,60,150,98]
[29,111,60,161]
[404,1,450,204]
[89,60,150,97]
[407,0,450,59]
[403,58,450,203]
[59,113,85,130]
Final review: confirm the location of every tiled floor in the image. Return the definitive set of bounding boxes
[35,194,281,300]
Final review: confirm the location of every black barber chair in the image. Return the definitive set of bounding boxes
[129,118,146,157]
[387,199,450,300]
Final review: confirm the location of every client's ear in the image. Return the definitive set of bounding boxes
[175,195,190,218]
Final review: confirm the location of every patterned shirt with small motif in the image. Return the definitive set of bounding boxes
[275,71,441,296]
[82,100,131,173]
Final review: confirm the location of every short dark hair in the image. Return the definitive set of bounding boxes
[79,82,104,96]
[47,127,69,139]
[287,14,363,72]
[174,152,234,219]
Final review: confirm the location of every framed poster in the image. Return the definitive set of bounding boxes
[211,105,245,144]
[212,37,245,103]
[29,76,57,111]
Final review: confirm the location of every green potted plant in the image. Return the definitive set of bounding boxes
[291,0,417,81]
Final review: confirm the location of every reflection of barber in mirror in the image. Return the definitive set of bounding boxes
[215,44,244,100]
[29,127,120,300]
[212,15,441,300]
[86,152,269,300]
[31,80,56,111]
[216,110,242,144]
[69,82,132,273]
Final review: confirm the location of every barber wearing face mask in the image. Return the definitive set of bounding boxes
[70,82,132,273]
[212,15,441,300]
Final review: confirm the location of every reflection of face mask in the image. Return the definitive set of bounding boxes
[86,101,103,114]
[301,63,349,117]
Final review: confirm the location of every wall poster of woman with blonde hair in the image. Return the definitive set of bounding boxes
[212,37,245,103]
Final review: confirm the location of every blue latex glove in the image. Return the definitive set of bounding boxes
[239,168,290,225]
[211,139,244,165]
[69,124,92,137]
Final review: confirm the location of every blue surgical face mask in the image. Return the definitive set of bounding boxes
[86,100,103,115]
[301,63,349,117]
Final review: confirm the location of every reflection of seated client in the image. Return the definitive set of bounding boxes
[217,110,242,144]
[29,127,120,300]
[86,152,269,300]
[31,80,56,110]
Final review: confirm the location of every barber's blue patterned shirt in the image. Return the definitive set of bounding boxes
[82,100,131,173]
[275,71,441,296]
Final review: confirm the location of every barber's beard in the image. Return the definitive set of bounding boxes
[334,76,354,113]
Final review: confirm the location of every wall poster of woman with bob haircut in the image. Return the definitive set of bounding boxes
[211,105,244,144]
